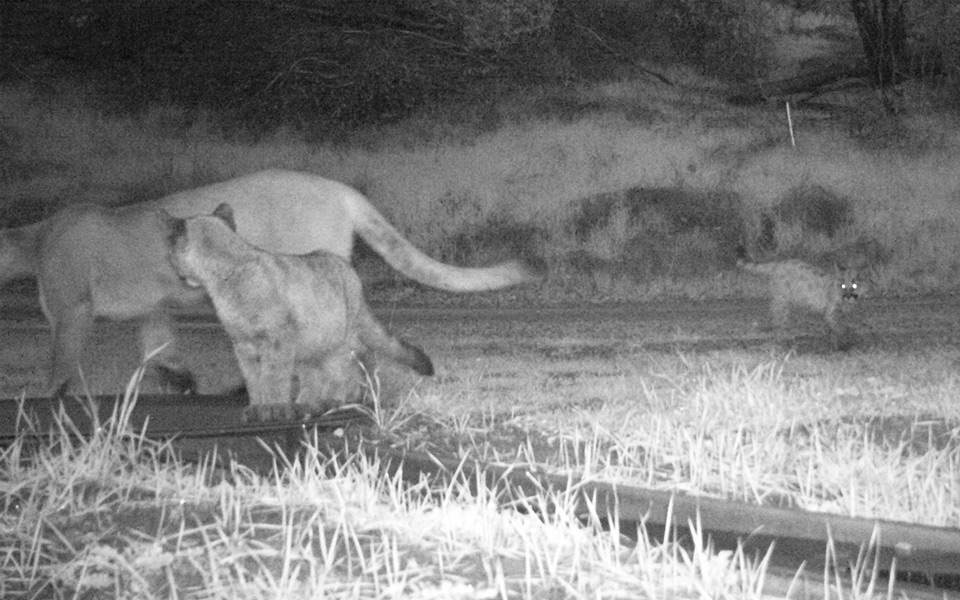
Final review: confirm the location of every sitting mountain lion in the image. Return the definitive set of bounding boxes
[0,170,540,395]
[165,203,434,417]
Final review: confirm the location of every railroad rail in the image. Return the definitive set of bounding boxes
[1,393,959,598]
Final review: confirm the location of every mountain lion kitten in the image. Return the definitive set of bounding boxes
[737,258,860,334]
[165,203,434,419]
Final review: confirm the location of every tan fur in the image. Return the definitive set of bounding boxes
[166,204,433,415]
[150,169,543,291]
[0,205,205,395]
[738,259,859,332]
[1,170,539,395]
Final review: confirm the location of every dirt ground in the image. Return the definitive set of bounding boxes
[4,286,960,402]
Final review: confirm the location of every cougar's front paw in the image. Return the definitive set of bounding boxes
[156,366,198,394]
[242,403,309,423]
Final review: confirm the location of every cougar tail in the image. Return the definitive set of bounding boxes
[350,193,544,292]
[354,305,435,376]
[361,327,435,376]
[396,340,435,376]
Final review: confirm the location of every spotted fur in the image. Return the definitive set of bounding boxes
[166,203,434,417]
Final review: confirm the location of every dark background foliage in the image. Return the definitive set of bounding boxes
[0,0,779,136]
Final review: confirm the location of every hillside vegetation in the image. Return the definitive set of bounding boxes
[3,0,960,301]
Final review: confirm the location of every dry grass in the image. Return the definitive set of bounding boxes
[0,302,960,598]
[3,347,946,598]
[4,8,960,597]
[411,349,960,529]
[0,373,783,599]
[5,76,960,298]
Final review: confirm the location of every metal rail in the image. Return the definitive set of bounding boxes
[2,394,959,597]
[372,445,960,588]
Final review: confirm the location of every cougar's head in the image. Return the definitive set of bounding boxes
[840,281,860,301]
[161,211,202,288]
[838,269,862,302]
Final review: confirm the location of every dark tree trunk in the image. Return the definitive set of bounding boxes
[849,0,908,88]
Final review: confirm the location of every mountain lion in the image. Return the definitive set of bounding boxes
[150,169,541,290]
[2,204,204,395]
[166,203,434,417]
[0,170,540,395]
[737,258,860,336]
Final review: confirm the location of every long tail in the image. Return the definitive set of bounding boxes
[355,307,435,376]
[351,194,544,292]
[396,340,435,376]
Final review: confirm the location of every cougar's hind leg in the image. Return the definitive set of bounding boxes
[233,347,265,404]
[258,343,296,404]
[296,350,362,411]
[140,310,197,394]
[293,364,332,414]
[239,341,298,421]
[47,303,95,397]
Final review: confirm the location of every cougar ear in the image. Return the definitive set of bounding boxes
[212,203,237,232]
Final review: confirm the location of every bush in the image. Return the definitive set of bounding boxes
[4,1,554,134]
[564,187,744,282]
[427,0,556,51]
[655,0,773,80]
[781,0,848,13]
[2,0,774,134]
[908,1,960,100]
[775,184,853,238]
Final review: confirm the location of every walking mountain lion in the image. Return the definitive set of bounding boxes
[166,203,434,417]
[737,257,860,351]
[0,170,541,395]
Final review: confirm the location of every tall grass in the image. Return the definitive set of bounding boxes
[0,372,791,599]
[413,350,960,528]
[4,80,960,297]
[3,354,951,597]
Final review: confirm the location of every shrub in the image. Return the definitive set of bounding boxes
[775,184,853,238]
[427,0,556,51]
[781,0,848,13]
[565,187,744,282]
[3,0,775,135]
[445,217,547,267]
[908,1,960,101]
[654,0,773,80]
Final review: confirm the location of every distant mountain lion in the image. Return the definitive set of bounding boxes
[166,203,434,417]
[737,258,860,338]
[0,170,540,395]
